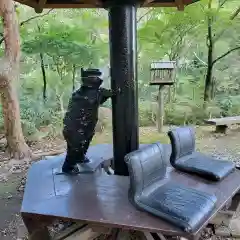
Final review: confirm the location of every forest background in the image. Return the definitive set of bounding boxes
[0,0,240,160]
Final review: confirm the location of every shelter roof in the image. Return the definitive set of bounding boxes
[15,0,199,12]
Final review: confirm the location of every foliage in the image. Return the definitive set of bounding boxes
[0,3,239,142]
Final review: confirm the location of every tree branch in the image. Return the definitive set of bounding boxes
[230,6,240,20]
[215,0,228,15]
[0,9,53,45]
[213,6,240,42]
[219,0,228,8]
[193,52,207,66]
[137,9,153,23]
[20,9,53,26]
[212,46,240,65]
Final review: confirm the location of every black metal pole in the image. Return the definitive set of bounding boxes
[108,5,139,176]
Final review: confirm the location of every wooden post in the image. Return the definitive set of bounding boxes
[168,86,171,103]
[157,86,164,133]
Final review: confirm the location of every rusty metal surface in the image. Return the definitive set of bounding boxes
[21,144,240,238]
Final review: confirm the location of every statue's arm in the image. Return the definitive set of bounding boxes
[99,88,121,104]
[99,88,113,104]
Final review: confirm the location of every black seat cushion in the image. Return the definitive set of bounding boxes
[175,152,235,181]
[138,182,217,233]
[125,143,168,200]
[125,143,217,233]
[168,127,235,181]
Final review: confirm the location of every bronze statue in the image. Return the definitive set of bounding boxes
[62,68,115,174]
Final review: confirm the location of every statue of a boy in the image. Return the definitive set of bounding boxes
[62,68,114,174]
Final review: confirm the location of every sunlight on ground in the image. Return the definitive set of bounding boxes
[91,125,218,146]
[92,126,169,145]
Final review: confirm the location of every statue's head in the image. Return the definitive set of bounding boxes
[81,68,103,88]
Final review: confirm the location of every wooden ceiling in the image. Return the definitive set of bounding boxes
[15,0,199,13]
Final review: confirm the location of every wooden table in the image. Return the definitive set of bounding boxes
[205,116,240,133]
[21,144,240,240]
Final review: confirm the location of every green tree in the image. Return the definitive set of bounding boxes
[203,0,240,103]
[0,0,31,159]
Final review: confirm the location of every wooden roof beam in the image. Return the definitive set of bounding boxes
[144,0,185,9]
[35,0,47,13]
[36,3,100,9]
[14,0,200,9]
[142,0,155,6]
[17,0,39,9]
[81,0,102,7]
[175,0,185,10]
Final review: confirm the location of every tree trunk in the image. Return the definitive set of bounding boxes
[0,0,31,159]
[1,80,31,159]
[192,86,195,101]
[211,76,215,99]
[157,86,164,133]
[168,86,171,103]
[72,64,76,92]
[204,61,213,102]
[38,25,47,102]
[40,53,47,102]
[56,88,65,118]
[204,11,214,103]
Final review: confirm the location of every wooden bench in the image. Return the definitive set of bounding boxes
[21,145,240,240]
[204,116,240,133]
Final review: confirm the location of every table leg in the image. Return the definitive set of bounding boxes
[108,228,120,240]
[22,215,51,240]
[216,125,227,134]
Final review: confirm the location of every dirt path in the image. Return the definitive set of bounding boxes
[0,172,25,239]
[0,125,240,239]
[195,125,240,163]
